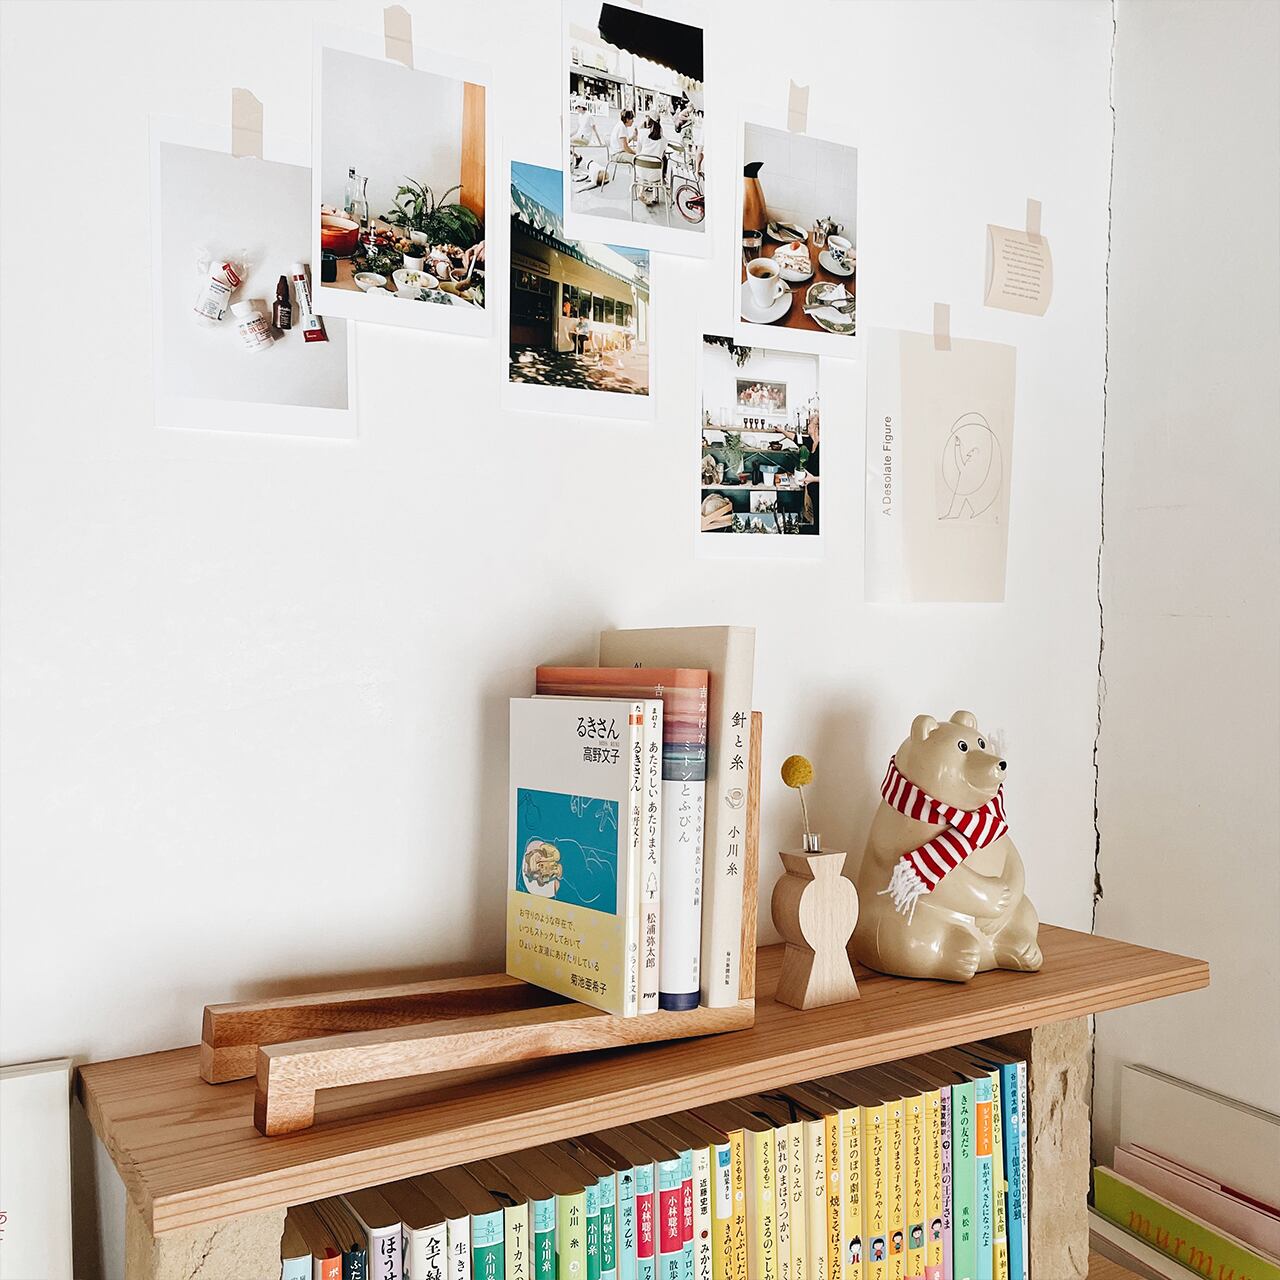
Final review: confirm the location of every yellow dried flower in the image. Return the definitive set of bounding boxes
[780,754,814,789]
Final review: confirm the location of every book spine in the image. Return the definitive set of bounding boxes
[775,1121,791,1280]
[586,1176,603,1280]
[805,1118,828,1280]
[409,1223,448,1280]
[531,1199,556,1280]
[904,1096,925,1280]
[636,1162,657,1280]
[842,1106,863,1280]
[640,700,663,1014]
[863,1105,886,1280]
[345,1246,370,1280]
[699,648,753,1008]
[370,1225,403,1280]
[624,703,645,1018]
[658,766,705,1010]
[923,1091,943,1280]
[617,1171,637,1280]
[787,1123,808,1280]
[823,1111,842,1280]
[473,1210,505,1280]
[710,1143,733,1280]
[950,1085,975,1280]
[679,1148,695,1280]
[972,1078,993,1280]
[746,1128,778,1280]
[728,1131,749,1280]
[600,1173,618,1280]
[885,1100,904,1280]
[1009,1064,1026,1280]
[506,1202,530,1280]
[938,1090,952,1280]
[657,1154,684,1280]
[987,1073,1007,1280]
[284,1259,313,1280]
[692,1146,713,1280]
[557,1193,586,1280]
[316,1253,343,1280]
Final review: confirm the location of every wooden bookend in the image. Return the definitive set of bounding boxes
[200,713,764,1135]
[770,848,861,1010]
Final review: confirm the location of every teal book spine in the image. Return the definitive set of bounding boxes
[532,1197,555,1280]
[473,1210,505,1280]
[973,1075,993,1280]
[617,1167,637,1280]
[600,1173,618,1280]
[951,1081,977,1280]
[586,1176,603,1280]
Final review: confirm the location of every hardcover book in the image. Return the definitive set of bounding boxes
[507,696,646,1016]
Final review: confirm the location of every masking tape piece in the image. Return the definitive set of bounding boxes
[1026,196,1042,243]
[787,81,809,134]
[384,5,414,69]
[230,88,263,160]
[933,302,952,352]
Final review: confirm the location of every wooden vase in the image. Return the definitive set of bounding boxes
[771,848,861,1010]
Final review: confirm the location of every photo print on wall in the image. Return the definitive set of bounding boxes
[150,116,355,439]
[700,335,823,558]
[736,120,859,356]
[312,25,490,335]
[507,159,653,420]
[562,0,709,258]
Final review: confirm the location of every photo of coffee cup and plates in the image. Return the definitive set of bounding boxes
[738,122,858,349]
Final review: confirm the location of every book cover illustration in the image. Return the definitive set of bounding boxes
[515,788,619,915]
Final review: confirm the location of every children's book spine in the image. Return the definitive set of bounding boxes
[987,1072,1007,1280]
[747,1128,779,1280]
[804,1118,828,1280]
[692,1146,713,1280]
[344,1246,370,1280]
[923,1090,943,1280]
[774,1121,791,1280]
[585,1176,603,1280]
[729,1132,749,1280]
[950,1085,975,1280]
[885,1099,904,1280]
[823,1110,842,1280]
[370,1225,403,1280]
[787,1123,808,1280]
[679,1147,695,1280]
[938,1090,952,1280]
[863,1105,887,1280]
[1007,1064,1025,1280]
[600,1172,618,1280]
[636,1162,657,1280]
[616,1171,637,1280]
[639,701,663,1014]
[711,1143,733,1280]
[904,1095,925,1280]
[557,1193,586,1280]
[472,1210,505,1280]
[409,1222,448,1280]
[531,1199,556,1280]
[842,1106,863,1280]
[972,1077,993,1280]
[657,1154,684,1280]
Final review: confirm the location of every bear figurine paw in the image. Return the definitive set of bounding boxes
[994,935,1043,972]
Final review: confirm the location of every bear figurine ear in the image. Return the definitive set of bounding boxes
[950,710,979,729]
[911,714,938,742]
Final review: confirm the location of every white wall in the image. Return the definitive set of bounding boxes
[0,2,1112,1275]
[1092,0,1280,1160]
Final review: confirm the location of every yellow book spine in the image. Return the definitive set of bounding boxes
[789,1123,808,1280]
[729,1130,749,1280]
[824,1111,842,1280]
[989,1073,1008,1280]
[775,1122,791,1280]
[885,1098,905,1280]
[557,1191,587,1280]
[805,1118,829,1280]
[712,1141,733,1280]
[923,1090,943,1280]
[904,1095,925,1280]
[747,1128,779,1280]
[842,1106,863,1280]
[863,1104,887,1280]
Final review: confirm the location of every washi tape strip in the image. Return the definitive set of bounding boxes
[933,302,952,352]
[787,80,810,133]
[384,4,414,69]
[230,88,263,160]
[1026,196,1043,243]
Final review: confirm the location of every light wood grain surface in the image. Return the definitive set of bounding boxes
[78,926,1207,1236]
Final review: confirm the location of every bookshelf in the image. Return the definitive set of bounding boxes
[78,926,1208,1280]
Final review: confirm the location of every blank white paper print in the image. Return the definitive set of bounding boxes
[865,328,1016,602]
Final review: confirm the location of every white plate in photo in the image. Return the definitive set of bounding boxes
[767,220,807,243]
[776,259,813,283]
[393,268,438,292]
[819,249,855,277]
[741,286,793,325]
[803,282,855,334]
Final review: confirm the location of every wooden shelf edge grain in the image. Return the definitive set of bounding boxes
[76,926,1208,1236]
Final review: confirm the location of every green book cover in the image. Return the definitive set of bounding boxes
[600,1173,618,1280]
[586,1177,602,1280]
[532,1197,556,1280]
[951,1081,977,1280]
[1094,1168,1280,1280]
[558,1191,587,1280]
[474,1209,506,1280]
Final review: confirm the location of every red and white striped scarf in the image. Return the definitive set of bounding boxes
[878,756,1008,920]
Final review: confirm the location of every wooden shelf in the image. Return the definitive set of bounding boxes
[77,925,1207,1237]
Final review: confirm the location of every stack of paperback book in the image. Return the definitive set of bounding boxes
[279,1039,1029,1280]
[506,626,756,1018]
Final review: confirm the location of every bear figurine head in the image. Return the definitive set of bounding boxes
[894,710,1006,811]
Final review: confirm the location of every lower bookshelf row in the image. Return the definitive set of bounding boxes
[282,1039,1027,1280]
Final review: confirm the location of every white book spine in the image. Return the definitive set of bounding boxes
[659,774,705,1009]
[624,701,645,1018]
[369,1223,405,1280]
[447,1216,470,1280]
[693,1146,714,1280]
[639,699,663,1014]
[407,1222,447,1280]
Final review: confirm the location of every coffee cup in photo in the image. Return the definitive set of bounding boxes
[746,258,786,311]
[828,235,854,268]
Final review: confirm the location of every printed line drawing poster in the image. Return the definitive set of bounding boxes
[865,328,1016,601]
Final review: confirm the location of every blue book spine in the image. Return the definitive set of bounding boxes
[1000,1064,1024,1280]
[617,1167,638,1280]
[973,1076,993,1280]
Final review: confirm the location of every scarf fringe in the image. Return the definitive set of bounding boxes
[879,859,929,923]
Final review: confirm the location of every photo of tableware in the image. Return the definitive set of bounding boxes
[353,271,388,291]
[827,234,854,269]
[746,258,787,311]
[741,280,793,325]
[742,229,763,264]
[818,247,855,277]
[803,281,855,334]
[320,213,360,256]
[393,268,438,293]
[767,219,808,243]
[773,240,813,283]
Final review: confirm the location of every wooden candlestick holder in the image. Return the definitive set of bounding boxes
[201,713,764,1135]
[770,846,861,1010]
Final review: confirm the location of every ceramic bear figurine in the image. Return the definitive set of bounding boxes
[850,711,1042,982]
